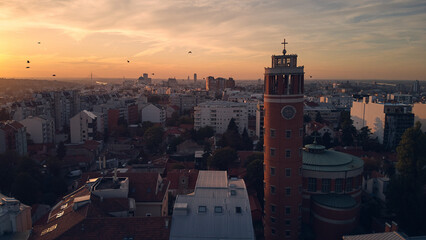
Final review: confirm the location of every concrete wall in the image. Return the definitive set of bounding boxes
[351,101,385,143]
[413,103,426,132]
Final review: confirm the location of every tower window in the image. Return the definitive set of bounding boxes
[285,130,291,138]
[270,129,276,138]
[271,186,276,194]
[236,207,242,214]
[271,216,276,223]
[285,149,291,158]
[285,206,291,215]
[285,168,291,177]
[286,187,291,196]
[286,230,291,237]
[285,219,291,226]
[271,205,276,213]
[270,148,276,157]
[271,228,276,235]
[271,167,276,176]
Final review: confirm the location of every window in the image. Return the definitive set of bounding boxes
[271,167,276,176]
[286,187,291,196]
[286,130,291,138]
[346,178,353,192]
[214,206,223,213]
[335,179,343,193]
[270,129,276,138]
[236,207,242,213]
[285,219,291,226]
[286,230,291,237]
[271,205,276,213]
[270,148,276,156]
[271,228,276,235]
[285,206,291,215]
[299,167,302,176]
[308,178,317,192]
[271,216,276,223]
[271,186,276,194]
[230,190,237,196]
[285,149,291,158]
[285,168,291,177]
[198,206,207,213]
[322,179,331,193]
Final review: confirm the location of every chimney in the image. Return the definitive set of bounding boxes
[391,221,398,232]
[385,222,392,232]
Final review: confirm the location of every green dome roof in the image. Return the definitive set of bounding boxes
[302,144,364,172]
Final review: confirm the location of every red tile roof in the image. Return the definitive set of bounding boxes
[166,169,199,190]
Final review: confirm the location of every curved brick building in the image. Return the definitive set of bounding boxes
[301,143,364,240]
[263,40,304,240]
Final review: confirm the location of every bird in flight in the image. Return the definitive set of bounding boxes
[127,60,130,63]
[152,73,154,75]
[52,74,56,76]
[188,51,192,54]
[26,66,30,69]
[27,60,30,63]
[37,42,41,44]
[310,76,312,78]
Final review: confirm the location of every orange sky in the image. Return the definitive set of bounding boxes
[1,0,425,80]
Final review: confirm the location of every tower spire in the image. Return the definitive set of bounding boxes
[281,38,288,55]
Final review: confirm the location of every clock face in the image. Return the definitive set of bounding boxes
[281,105,296,120]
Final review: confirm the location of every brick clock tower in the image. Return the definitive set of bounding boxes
[264,39,304,240]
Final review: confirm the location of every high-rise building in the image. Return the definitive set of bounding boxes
[194,73,197,83]
[263,40,304,240]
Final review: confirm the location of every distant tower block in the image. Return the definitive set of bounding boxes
[194,73,197,83]
[263,39,304,240]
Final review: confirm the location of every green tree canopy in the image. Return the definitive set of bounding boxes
[208,147,237,170]
[144,126,164,153]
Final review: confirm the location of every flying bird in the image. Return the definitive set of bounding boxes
[27,60,30,63]
[26,66,30,68]
[52,74,56,76]
[152,73,154,75]
[127,60,130,63]
[188,51,192,54]
[310,76,312,78]
[37,42,40,44]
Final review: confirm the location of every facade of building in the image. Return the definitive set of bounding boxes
[351,99,414,149]
[413,103,426,132]
[304,102,341,128]
[301,143,364,240]
[170,171,255,240]
[194,101,248,134]
[141,104,166,124]
[0,121,27,155]
[0,194,32,236]
[169,94,208,114]
[138,73,152,84]
[255,102,264,138]
[70,110,98,144]
[20,116,55,144]
[205,76,235,92]
[263,42,304,240]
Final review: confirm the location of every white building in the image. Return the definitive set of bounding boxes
[351,99,414,149]
[319,95,353,109]
[170,171,255,240]
[0,194,32,236]
[70,110,98,144]
[20,116,55,144]
[413,103,426,132]
[194,101,248,134]
[141,104,166,124]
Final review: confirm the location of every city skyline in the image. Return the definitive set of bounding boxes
[1,0,425,80]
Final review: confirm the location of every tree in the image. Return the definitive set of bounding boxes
[315,111,323,123]
[0,108,10,121]
[386,122,426,235]
[194,126,214,142]
[244,152,264,167]
[396,122,426,178]
[255,137,263,151]
[244,159,264,208]
[56,141,66,160]
[303,114,312,123]
[322,132,332,148]
[241,128,253,150]
[12,172,40,205]
[340,111,356,146]
[144,126,164,153]
[219,118,242,150]
[227,118,239,133]
[208,147,237,170]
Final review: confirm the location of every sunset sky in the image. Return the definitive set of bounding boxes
[0,0,425,80]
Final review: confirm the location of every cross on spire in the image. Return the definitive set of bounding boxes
[281,38,288,55]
